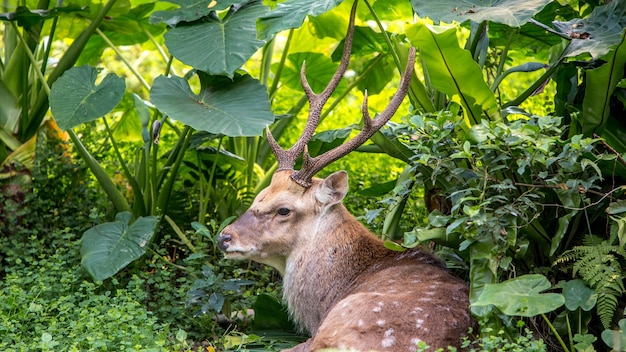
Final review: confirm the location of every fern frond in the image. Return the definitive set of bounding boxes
[556,240,626,329]
[597,290,620,329]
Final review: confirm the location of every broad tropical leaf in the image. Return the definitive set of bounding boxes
[163,1,267,77]
[150,72,274,137]
[81,212,159,281]
[406,21,498,124]
[580,39,626,136]
[50,65,126,131]
[410,0,551,27]
[552,0,626,59]
[472,274,565,316]
[150,0,240,26]
[257,0,343,40]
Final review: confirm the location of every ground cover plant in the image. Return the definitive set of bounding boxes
[1,0,626,350]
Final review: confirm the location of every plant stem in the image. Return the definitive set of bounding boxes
[96,28,151,91]
[541,313,570,352]
[10,22,50,95]
[103,116,146,215]
[268,29,294,101]
[67,129,131,213]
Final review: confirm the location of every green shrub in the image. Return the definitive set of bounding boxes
[0,230,188,351]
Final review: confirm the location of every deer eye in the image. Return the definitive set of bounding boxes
[277,207,291,216]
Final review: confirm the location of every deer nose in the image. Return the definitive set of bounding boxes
[217,233,231,251]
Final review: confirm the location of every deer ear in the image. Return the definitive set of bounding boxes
[316,171,349,205]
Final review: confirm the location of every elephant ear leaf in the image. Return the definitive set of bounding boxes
[472,274,565,316]
[50,65,125,131]
[150,72,274,137]
[81,212,159,282]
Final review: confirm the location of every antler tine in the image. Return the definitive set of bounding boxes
[292,46,417,186]
[267,0,359,172]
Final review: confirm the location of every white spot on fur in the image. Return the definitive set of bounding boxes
[357,319,364,327]
[418,297,432,302]
[372,306,382,313]
[425,291,436,296]
[393,301,401,307]
[377,319,386,326]
[416,319,424,328]
[381,329,395,348]
[411,338,423,345]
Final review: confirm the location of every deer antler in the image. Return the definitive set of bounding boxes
[267,0,416,187]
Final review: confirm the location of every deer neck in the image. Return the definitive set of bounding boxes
[282,204,385,334]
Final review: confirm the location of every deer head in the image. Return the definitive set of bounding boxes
[219,0,416,270]
[217,1,472,350]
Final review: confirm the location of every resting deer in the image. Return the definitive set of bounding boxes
[217,1,473,350]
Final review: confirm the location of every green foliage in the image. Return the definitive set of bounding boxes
[556,232,626,329]
[0,231,185,351]
[186,264,253,316]
[472,274,565,317]
[81,212,159,281]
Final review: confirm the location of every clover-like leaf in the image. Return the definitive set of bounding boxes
[81,212,159,281]
[410,0,551,27]
[163,1,267,77]
[472,274,565,316]
[50,65,125,131]
[150,72,274,137]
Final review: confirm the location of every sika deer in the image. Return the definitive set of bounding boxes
[218,1,473,350]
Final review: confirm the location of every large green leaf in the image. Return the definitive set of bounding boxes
[150,0,240,26]
[410,0,551,27]
[552,0,626,59]
[163,1,267,77]
[257,0,343,40]
[81,212,159,281]
[150,73,274,137]
[50,65,126,131]
[406,22,498,124]
[472,274,565,317]
[580,38,626,136]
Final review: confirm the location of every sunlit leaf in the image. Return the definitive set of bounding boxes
[257,0,343,40]
[406,21,498,124]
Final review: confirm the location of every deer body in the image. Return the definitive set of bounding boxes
[217,2,472,350]
[219,170,472,351]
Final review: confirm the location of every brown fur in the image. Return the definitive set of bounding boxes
[218,170,473,351]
